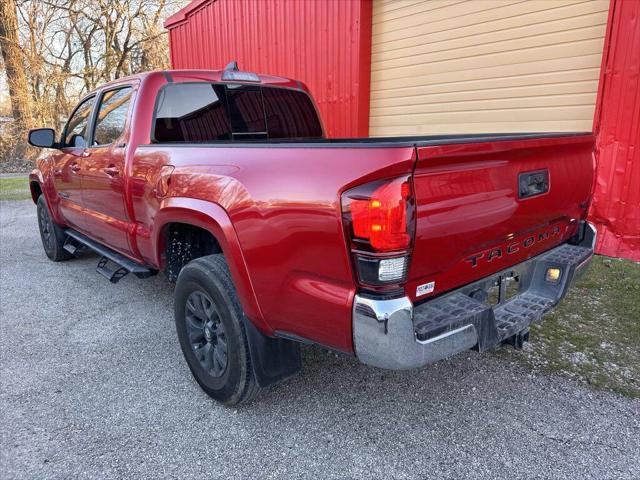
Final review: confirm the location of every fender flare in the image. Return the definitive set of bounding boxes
[28,169,44,203]
[154,197,271,335]
[29,167,66,225]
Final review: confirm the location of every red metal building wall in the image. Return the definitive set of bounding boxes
[591,0,640,261]
[165,0,372,138]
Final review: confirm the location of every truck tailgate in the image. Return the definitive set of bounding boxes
[406,135,594,303]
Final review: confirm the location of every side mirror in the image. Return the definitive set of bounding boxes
[69,134,87,148]
[27,128,57,148]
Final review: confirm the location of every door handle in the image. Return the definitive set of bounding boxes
[104,166,120,177]
[70,163,81,173]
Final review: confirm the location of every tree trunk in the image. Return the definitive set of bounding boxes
[0,0,33,130]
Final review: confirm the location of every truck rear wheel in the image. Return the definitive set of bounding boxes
[36,195,73,262]
[174,254,261,406]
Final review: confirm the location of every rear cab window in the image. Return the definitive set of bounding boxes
[152,83,323,143]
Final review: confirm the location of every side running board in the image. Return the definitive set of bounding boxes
[64,229,156,284]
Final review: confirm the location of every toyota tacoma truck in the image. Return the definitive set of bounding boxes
[27,65,596,405]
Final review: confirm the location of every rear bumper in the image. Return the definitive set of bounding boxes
[353,222,596,370]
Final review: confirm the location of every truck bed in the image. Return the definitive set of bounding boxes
[134,131,594,351]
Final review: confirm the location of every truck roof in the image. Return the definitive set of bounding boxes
[98,69,304,92]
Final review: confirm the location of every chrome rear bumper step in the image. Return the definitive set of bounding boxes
[352,222,596,370]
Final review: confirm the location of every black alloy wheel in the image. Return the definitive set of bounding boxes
[174,254,260,405]
[38,201,54,252]
[185,290,229,378]
[36,194,73,261]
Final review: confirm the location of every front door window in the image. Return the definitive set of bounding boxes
[63,96,95,147]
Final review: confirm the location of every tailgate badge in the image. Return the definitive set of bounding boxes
[416,281,435,297]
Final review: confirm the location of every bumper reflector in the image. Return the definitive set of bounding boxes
[545,267,561,282]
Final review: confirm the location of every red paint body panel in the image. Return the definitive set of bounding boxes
[165,0,372,138]
[30,70,596,355]
[590,0,640,261]
[131,144,414,351]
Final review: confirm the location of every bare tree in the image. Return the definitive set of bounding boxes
[0,0,186,171]
[0,0,33,130]
[52,0,180,89]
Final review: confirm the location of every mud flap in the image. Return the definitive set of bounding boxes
[242,317,302,388]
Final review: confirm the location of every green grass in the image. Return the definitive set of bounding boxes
[0,177,31,201]
[502,255,640,398]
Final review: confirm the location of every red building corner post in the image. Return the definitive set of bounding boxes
[590,0,640,261]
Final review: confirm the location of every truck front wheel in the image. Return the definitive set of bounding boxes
[174,254,261,406]
[36,195,73,262]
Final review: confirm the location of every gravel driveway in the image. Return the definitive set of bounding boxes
[1,200,639,479]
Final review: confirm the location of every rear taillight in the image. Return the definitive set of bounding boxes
[341,175,415,287]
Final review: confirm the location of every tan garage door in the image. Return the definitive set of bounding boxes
[369,0,609,136]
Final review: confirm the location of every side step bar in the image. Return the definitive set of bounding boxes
[64,229,156,284]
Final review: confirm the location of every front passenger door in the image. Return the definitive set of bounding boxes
[51,95,96,229]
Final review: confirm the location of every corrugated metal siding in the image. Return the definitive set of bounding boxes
[166,0,372,138]
[370,0,610,136]
[590,0,640,261]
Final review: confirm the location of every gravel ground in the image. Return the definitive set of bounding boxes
[1,200,639,479]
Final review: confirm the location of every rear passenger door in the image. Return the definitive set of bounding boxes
[79,86,134,256]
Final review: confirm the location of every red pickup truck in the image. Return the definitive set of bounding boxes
[28,65,596,405]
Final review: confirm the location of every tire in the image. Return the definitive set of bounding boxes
[174,254,261,406]
[37,194,73,262]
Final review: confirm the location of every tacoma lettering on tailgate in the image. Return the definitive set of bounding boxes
[465,224,562,268]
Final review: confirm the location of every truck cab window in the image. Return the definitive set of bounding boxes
[63,95,95,148]
[93,87,132,146]
[225,85,267,138]
[263,87,322,139]
[152,82,324,143]
[153,83,231,142]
